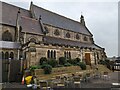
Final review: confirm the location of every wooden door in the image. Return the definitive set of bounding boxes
[85,53,91,65]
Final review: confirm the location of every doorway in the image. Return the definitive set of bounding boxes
[85,53,91,65]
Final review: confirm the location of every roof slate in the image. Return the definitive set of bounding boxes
[0,41,20,49]
[45,36,101,49]
[0,1,31,26]
[20,16,43,34]
[31,4,92,36]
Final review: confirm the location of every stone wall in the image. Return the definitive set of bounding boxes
[44,24,92,44]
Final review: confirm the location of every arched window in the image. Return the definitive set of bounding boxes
[29,38,36,43]
[67,52,69,58]
[69,52,71,59]
[2,52,4,59]
[64,51,71,59]
[76,34,80,40]
[66,32,70,38]
[2,31,12,41]
[47,50,51,58]
[5,52,9,59]
[51,50,53,59]
[54,51,56,59]
[44,26,49,33]
[64,52,66,58]
[83,36,88,41]
[10,52,14,59]
[54,29,60,36]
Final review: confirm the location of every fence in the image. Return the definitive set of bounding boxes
[2,59,21,82]
[113,64,120,71]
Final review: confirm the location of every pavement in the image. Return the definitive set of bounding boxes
[1,71,120,89]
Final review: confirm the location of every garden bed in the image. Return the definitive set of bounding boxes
[33,66,82,80]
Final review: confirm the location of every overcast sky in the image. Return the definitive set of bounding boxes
[1,0,119,57]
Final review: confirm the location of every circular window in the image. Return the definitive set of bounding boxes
[54,29,60,36]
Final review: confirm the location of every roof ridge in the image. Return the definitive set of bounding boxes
[33,4,82,26]
[2,1,30,12]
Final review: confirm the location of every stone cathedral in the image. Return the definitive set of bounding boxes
[0,1,106,68]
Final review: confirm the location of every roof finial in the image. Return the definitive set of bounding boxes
[39,15,42,20]
[31,1,33,5]
[18,8,20,13]
[80,13,85,26]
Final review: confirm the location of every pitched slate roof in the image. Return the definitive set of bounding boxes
[20,16,43,34]
[0,41,20,49]
[31,4,93,36]
[0,1,31,26]
[45,36,101,50]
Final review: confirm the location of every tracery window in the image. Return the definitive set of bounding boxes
[66,32,70,38]
[54,29,60,36]
[2,31,12,41]
[29,38,36,43]
[76,34,80,40]
[83,36,88,41]
[44,26,49,33]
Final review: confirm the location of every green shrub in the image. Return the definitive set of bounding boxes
[30,65,41,71]
[78,62,86,70]
[67,59,74,65]
[40,57,48,65]
[98,60,106,65]
[59,57,66,65]
[41,63,48,69]
[73,58,81,65]
[64,62,72,67]
[75,58,81,62]
[43,64,52,74]
[48,59,58,68]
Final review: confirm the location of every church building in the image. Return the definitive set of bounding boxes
[0,1,106,68]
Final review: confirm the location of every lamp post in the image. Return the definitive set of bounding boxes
[8,58,11,83]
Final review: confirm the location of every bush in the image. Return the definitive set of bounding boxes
[41,63,48,69]
[40,57,48,65]
[43,64,52,74]
[64,62,72,67]
[78,62,86,70]
[98,60,106,65]
[59,57,66,65]
[73,58,81,65]
[30,65,41,71]
[48,59,58,68]
[67,59,73,64]
[75,58,81,62]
